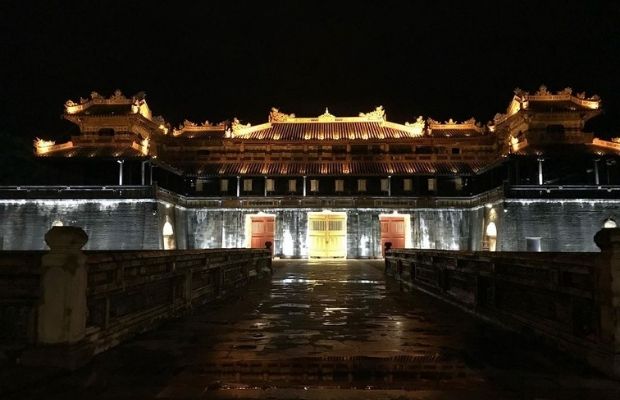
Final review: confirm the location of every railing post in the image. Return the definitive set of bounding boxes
[593,227,620,378]
[21,226,93,369]
[537,157,544,185]
[384,242,393,273]
[117,159,124,186]
[184,269,193,307]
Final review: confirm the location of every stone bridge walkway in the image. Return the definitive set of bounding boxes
[4,260,620,399]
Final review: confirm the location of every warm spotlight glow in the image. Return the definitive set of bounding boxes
[485,222,497,237]
[163,219,174,236]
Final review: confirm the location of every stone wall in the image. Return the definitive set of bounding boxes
[0,200,161,250]
[498,199,620,251]
[2,187,619,253]
[0,252,42,346]
[185,208,480,257]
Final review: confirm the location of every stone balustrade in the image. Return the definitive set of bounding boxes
[156,185,505,209]
[385,229,620,378]
[0,227,271,369]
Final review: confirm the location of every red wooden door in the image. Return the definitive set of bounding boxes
[380,216,406,255]
[250,216,275,250]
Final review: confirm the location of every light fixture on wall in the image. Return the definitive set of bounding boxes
[603,217,617,229]
[485,222,497,237]
[163,217,174,236]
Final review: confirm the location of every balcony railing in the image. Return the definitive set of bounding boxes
[506,184,620,199]
[0,185,154,199]
[156,186,506,209]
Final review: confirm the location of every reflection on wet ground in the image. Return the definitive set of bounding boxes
[4,260,620,399]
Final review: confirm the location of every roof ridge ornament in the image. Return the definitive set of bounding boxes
[183,119,197,128]
[428,117,478,127]
[535,85,550,96]
[358,106,386,121]
[427,117,483,136]
[318,107,336,122]
[403,116,425,136]
[111,89,125,100]
[269,107,295,123]
[232,117,252,132]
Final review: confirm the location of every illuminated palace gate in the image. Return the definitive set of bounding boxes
[26,88,619,254]
[188,208,467,259]
[307,211,347,258]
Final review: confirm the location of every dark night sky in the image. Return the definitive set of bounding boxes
[2,1,620,141]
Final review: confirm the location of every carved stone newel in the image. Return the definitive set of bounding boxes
[594,227,620,377]
[38,226,89,344]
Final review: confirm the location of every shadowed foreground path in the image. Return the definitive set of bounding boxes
[4,260,620,399]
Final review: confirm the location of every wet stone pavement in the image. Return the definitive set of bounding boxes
[4,260,620,399]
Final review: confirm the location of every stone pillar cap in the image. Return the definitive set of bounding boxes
[45,226,89,251]
[594,228,620,251]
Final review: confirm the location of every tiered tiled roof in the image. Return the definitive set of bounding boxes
[233,121,423,141]
[34,87,613,178]
[194,161,490,176]
[230,107,426,141]
[493,85,601,125]
[34,134,149,158]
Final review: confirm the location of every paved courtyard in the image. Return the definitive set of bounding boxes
[3,260,620,399]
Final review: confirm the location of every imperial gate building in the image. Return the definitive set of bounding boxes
[2,86,619,256]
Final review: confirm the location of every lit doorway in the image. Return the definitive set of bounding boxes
[245,214,275,252]
[308,211,347,258]
[379,214,409,256]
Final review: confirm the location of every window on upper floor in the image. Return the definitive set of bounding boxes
[265,178,275,192]
[415,146,433,154]
[310,179,319,192]
[288,179,297,192]
[335,179,344,192]
[391,145,412,154]
[243,179,253,191]
[546,124,565,135]
[350,145,367,154]
[428,178,437,191]
[403,178,413,191]
[455,178,463,191]
[357,179,367,192]
[220,179,229,192]
[98,128,115,136]
[380,178,389,192]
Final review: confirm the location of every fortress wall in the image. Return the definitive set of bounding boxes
[0,200,161,250]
